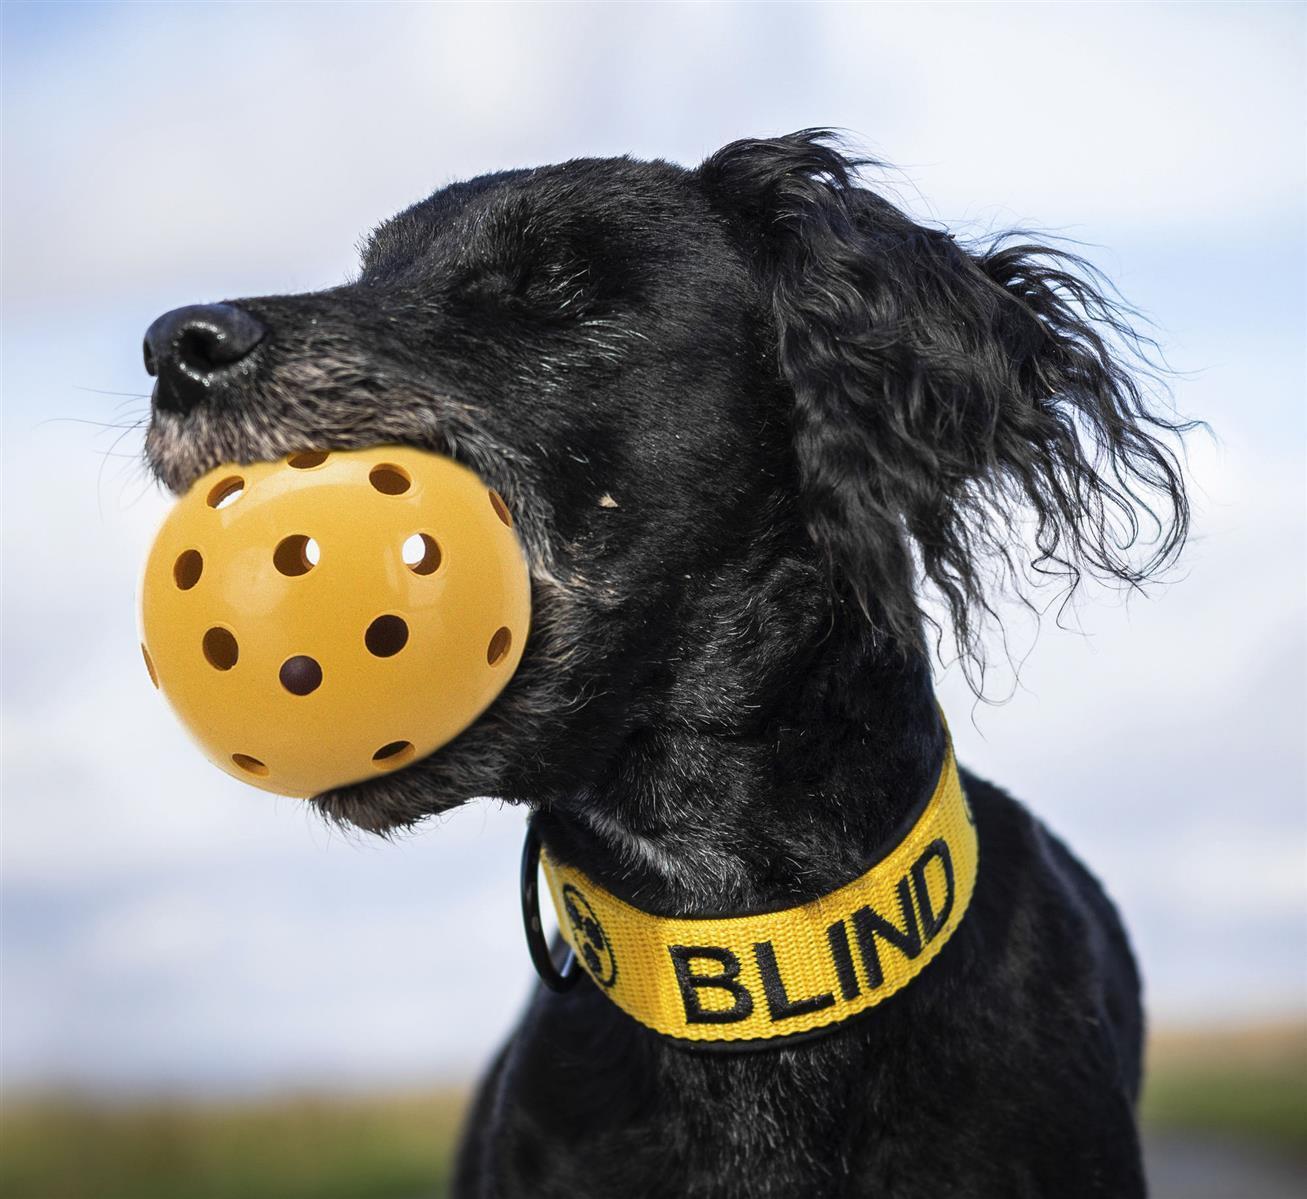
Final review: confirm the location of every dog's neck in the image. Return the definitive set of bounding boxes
[536,605,945,918]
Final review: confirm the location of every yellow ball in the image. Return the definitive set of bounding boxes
[139,447,531,797]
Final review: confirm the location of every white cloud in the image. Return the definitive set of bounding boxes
[3,5,1301,312]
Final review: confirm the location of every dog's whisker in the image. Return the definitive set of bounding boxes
[71,385,153,405]
[39,415,149,432]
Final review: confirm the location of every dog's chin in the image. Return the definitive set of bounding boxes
[144,407,451,497]
[311,758,470,835]
[145,407,274,495]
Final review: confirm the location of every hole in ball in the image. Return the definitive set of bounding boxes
[173,549,203,590]
[273,534,319,576]
[365,615,409,657]
[232,753,269,777]
[279,655,323,696]
[487,626,512,666]
[402,533,441,575]
[141,644,159,688]
[372,740,415,767]
[202,627,239,671]
[287,450,330,470]
[207,476,245,509]
[369,464,411,495]
[488,489,513,527]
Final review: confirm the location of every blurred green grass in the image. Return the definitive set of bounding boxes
[1140,1020,1307,1159]
[2,1023,1302,1198]
[0,1090,466,1199]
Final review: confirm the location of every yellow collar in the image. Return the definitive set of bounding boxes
[538,734,977,1048]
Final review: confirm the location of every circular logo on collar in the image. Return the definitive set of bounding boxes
[561,884,618,988]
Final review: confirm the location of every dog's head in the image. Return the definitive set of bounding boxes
[143,131,1189,832]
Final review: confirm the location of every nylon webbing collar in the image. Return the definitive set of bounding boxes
[534,733,977,1048]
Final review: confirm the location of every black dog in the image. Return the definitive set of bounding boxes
[143,131,1189,1197]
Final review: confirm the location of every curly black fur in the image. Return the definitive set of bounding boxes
[702,132,1190,675]
[143,130,1189,1197]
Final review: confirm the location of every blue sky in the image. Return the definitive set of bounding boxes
[3,2,1304,1093]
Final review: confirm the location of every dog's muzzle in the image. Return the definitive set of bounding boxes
[139,446,531,797]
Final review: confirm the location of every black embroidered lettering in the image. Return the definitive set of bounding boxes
[851,877,922,989]
[911,838,955,942]
[668,946,754,1024]
[752,941,835,1022]
[826,919,860,1001]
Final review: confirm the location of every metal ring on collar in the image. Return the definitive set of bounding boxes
[520,820,580,993]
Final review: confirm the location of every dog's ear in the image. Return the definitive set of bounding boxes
[698,130,1192,677]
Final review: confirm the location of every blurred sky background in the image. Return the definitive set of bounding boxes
[2,2,1303,1097]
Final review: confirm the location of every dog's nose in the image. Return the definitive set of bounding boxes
[144,303,265,414]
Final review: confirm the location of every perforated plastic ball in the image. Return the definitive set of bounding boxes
[139,447,531,797]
